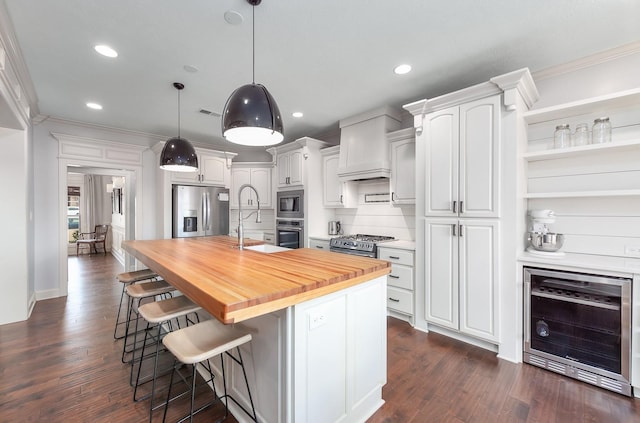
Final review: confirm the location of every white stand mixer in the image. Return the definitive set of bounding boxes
[527,209,565,257]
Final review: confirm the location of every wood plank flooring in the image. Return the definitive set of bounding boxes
[0,254,639,422]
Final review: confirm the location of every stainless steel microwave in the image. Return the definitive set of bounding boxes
[276,189,304,219]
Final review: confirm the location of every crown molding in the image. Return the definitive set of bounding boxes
[0,1,38,115]
[532,41,640,81]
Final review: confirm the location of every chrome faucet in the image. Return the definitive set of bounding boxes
[237,184,261,250]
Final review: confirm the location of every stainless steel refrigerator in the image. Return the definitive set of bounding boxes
[172,185,230,238]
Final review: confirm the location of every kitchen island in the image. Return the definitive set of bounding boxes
[122,236,391,423]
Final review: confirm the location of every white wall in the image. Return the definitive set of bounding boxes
[32,119,160,296]
[334,180,415,241]
[526,47,640,259]
[0,128,32,324]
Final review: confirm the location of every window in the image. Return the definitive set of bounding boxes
[68,186,80,243]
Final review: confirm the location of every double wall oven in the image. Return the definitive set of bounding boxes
[276,190,304,248]
[524,267,632,396]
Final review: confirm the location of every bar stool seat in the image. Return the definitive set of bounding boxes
[122,280,176,364]
[161,319,258,423]
[133,295,202,410]
[114,269,159,340]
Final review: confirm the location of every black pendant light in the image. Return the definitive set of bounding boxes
[222,0,284,146]
[160,82,199,172]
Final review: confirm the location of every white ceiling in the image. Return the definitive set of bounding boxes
[4,0,640,150]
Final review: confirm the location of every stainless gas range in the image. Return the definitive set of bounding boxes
[329,234,395,258]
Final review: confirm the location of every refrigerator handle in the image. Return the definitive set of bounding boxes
[204,191,211,231]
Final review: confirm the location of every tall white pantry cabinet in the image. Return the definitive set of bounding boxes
[405,69,539,360]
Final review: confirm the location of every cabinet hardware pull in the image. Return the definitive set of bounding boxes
[459,224,464,237]
[460,201,464,213]
[392,192,395,202]
[388,297,400,302]
[452,201,457,213]
[452,224,457,236]
[316,246,324,249]
[340,194,343,203]
[389,256,400,260]
[389,275,400,279]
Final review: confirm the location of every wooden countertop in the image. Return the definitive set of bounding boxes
[122,236,390,324]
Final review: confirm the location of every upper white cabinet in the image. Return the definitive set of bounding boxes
[170,149,234,187]
[422,95,500,218]
[321,145,357,208]
[388,128,416,205]
[230,163,273,209]
[276,149,305,187]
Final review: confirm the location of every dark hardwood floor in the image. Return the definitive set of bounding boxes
[0,254,638,422]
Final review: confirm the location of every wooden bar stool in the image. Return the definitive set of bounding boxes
[132,295,202,413]
[114,269,159,340]
[122,280,176,364]
[161,319,258,423]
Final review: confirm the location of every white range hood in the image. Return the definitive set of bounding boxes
[337,106,402,181]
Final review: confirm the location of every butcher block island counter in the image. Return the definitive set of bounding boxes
[122,235,391,423]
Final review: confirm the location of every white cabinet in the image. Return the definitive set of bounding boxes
[171,150,231,186]
[388,128,415,205]
[321,146,357,208]
[276,149,305,187]
[230,164,272,209]
[423,95,500,218]
[425,219,499,342]
[309,237,330,251]
[378,246,415,325]
[263,232,275,245]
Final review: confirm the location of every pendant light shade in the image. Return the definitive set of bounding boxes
[222,83,284,146]
[222,0,284,147]
[159,137,198,172]
[160,82,198,172]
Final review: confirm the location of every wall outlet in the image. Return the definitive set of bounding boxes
[624,245,640,257]
[309,311,327,330]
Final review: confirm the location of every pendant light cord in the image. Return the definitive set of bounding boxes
[252,4,255,84]
[177,88,181,138]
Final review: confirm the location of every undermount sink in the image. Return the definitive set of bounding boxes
[243,244,291,254]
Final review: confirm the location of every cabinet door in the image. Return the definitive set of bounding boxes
[288,150,304,186]
[323,154,342,206]
[424,108,459,217]
[390,139,415,204]
[250,167,272,208]
[200,154,227,186]
[276,152,290,187]
[171,158,200,183]
[458,219,499,342]
[459,95,500,218]
[424,219,458,329]
[231,168,251,208]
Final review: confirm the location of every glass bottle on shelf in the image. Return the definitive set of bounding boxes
[572,123,590,146]
[592,117,612,144]
[554,124,571,148]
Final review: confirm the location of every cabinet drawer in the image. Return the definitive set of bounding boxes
[378,248,414,266]
[387,264,413,290]
[263,233,275,245]
[309,239,330,250]
[387,287,413,315]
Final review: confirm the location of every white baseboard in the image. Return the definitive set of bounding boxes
[36,289,62,301]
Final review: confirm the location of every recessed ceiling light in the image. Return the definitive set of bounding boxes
[393,64,412,75]
[292,112,304,118]
[94,44,118,58]
[224,10,244,25]
[86,102,103,110]
[183,64,199,73]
